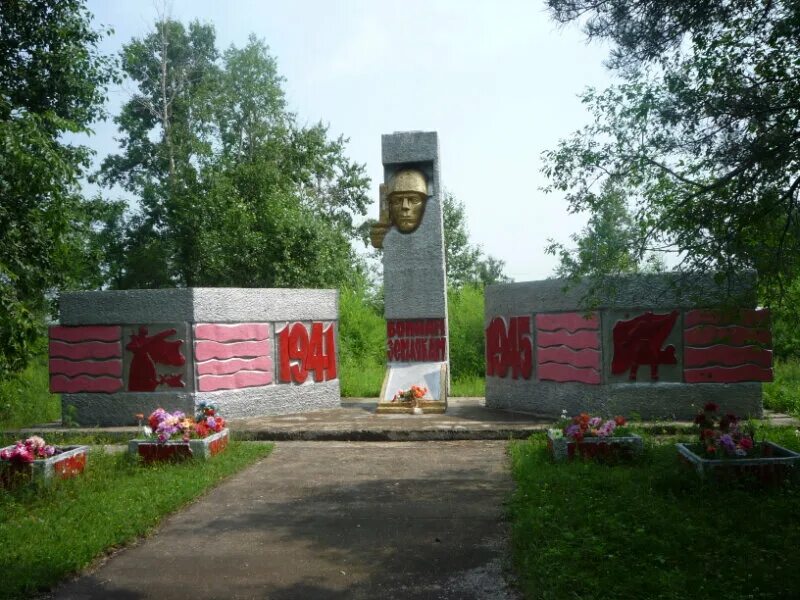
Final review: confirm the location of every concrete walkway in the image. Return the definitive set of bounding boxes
[52,441,520,600]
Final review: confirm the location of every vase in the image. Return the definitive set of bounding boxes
[0,445,88,488]
[677,441,800,484]
[546,430,644,462]
[128,428,229,464]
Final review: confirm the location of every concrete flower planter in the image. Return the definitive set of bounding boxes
[677,442,800,484]
[547,430,644,462]
[0,445,88,488]
[128,428,229,464]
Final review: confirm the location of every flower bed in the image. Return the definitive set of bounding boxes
[679,403,800,483]
[129,428,229,464]
[547,412,643,462]
[128,403,229,464]
[677,441,800,484]
[1,436,88,488]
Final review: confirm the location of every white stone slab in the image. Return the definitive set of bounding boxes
[383,362,445,402]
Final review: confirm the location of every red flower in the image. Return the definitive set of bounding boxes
[614,416,627,426]
[704,402,719,412]
[195,422,210,438]
[574,431,584,442]
[693,413,706,425]
[740,437,754,450]
[706,446,716,455]
[700,428,715,440]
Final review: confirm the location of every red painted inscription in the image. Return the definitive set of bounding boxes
[278,322,337,384]
[386,319,447,362]
[485,316,533,379]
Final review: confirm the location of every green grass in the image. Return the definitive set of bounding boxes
[450,375,485,397]
[509,428,800,600]
[0,353,59,428]
[0,441,272,599]
[764,359,800,416]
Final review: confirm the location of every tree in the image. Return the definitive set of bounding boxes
[442,192,510,287]
[100,22,370,289]
[0,0,114,378]
[543,0,800,306]
[548,184,664,280]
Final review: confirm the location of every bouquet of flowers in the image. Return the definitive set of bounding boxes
[552,411,629,442]
[0,436,60,464]
[391,385,428,405]
[693,402,755,458]
[194,402,226,438]
[137,403,226,443]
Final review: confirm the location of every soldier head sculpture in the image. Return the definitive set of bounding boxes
[370,169,428,248]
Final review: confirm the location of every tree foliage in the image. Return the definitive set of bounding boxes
[443,192,510,287]
[0,0,114,378]
[100,22,370,289]
[543,0,800,306]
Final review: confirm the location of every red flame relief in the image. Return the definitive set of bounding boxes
[611,311,679,381]
[126,326,186,392]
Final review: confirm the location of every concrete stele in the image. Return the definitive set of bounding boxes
[380,131,449,404]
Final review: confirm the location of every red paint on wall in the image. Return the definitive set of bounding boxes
[684,345,772,368]
[194,340,269,361]
[49,326,121,343]
[50,375,123,394]
[49,358,122,378]
[49,340,121,360]
[198,371,272,392]
[126,327,186,392]
[611,311,679,381]
[537,330,601,350]
[535,312,599,332]
[386,319,447,363]
[194,323,270,342]
[278,322,337,384]
[485,316,533,379]
[684,365,774,383]
[683,326,771,347]
[536,346,601,370]
[684,309,770,329]
[538,363,602,384]
[196,356,272,376]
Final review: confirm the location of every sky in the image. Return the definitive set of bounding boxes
[82,0,614,282]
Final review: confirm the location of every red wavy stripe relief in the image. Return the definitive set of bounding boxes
[194,323,270,342]
[684,309,770,329]
[50,375,123,393]
[49,325,121,343]
[196,356,273,376]
[194,340,270,361]
[49,340,122,360]
[535,312,599,332]
[536,346,601,369]
[49,358,123,378]
[684,365,773,383]
[537,330,600,350]
[684,345,772,368]
[683,326,771,347]
[197,371,273,392]
[538,363,601,384]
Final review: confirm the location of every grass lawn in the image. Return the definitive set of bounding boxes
[509,427,800,600]
[0,441,273,599]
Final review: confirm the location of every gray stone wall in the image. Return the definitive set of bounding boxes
[485,275,765,420]
[56,288,340,425]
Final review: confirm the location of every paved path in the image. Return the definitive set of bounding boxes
[52,441,520,600]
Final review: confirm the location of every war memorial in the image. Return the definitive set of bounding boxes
[47,131,772,425]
